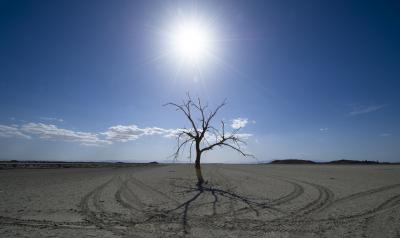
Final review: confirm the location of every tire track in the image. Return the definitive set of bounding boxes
[78,175,145,237]
[293,180,334,216]
[79,176,115,223]
[270,179,304,206]
[12,165,390,237]
[218,166,337,219]
[196,193,400,234]
[0,216,94,229]
[115,175,145,212]
[128,175,180,206]
[318,183,400,213]
[91,176,121,215]
[79,176,131,228]
[215,166,270,218]
[85,166,400,237]
[213,166,240,218]
[1,175,126,232]
[224,167,335,217]
[214,167,287,218]
[333,193,400,221]
[220,166,306,206]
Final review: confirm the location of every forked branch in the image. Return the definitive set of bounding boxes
[165,95,253,162]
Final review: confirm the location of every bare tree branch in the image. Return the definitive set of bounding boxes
[164,102,199,137]
[165,95,253,184]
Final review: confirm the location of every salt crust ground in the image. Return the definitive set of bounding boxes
[1,164,400,237]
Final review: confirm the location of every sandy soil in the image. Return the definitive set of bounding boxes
[1,164,400,237]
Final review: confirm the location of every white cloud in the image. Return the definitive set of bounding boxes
[102,125,144,142]
[39,117,64,122]
[231,118,249,129]
[349,104,386,116]
[235,133,253,140]
[143,127,168,135]
[0,125,31,139]
[319,128,329,131]
[102,125,170,142]
[20,123,109,146]
[163,128,186,138]
[0,117,253,146]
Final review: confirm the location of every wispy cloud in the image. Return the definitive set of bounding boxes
[319,128,329,131]
[162,128,192,138]
[235,133,252,140]
[349,104,386,116]
[102,125,144,142]
[0,125,31,139]
[0,119,253,146]
[231,118,249,129]
[380,133,391,137]
[39,117,64,122]
[102,125,168,142]
[21,123,110,146]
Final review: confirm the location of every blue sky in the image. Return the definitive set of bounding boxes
[0,0,399,162]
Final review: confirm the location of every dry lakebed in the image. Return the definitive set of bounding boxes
[1,164,400,237]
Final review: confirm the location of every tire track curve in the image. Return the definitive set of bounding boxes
[293,180,335,216]
[318,183,400,213]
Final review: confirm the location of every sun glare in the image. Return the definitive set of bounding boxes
[169,20,214,65]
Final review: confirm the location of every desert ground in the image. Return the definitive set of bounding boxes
[1,164,400,237]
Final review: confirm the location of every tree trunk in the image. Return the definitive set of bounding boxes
[195,143,204,186]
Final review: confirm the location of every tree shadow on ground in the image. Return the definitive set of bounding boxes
[142,179,282,234]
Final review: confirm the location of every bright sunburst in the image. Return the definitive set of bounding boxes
[144,8,239,81]
[168,19,214,65]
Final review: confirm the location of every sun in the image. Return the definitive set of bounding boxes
[168,19,214,65]
[146,12,227,78]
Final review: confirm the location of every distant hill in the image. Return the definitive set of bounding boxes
[0,160,161,169]
[270,159,316,164]
[268,159,390,165]
[327,159,384,164]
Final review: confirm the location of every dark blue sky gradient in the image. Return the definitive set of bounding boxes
[0,0,399,162]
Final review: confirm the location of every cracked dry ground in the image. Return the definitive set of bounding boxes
[1,164,400,237]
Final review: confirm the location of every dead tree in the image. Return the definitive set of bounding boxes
[165,95,252,186]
